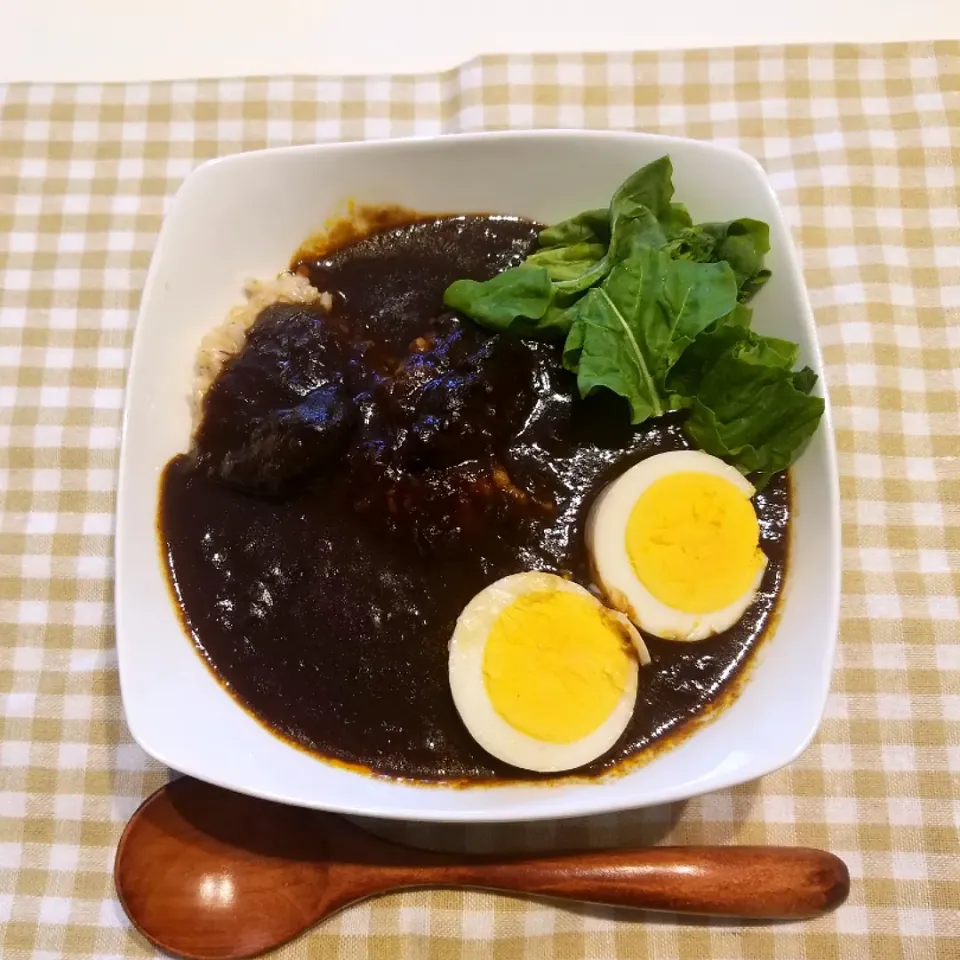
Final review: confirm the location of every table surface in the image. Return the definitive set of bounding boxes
[1,38,959,960]
[1,0,959,82]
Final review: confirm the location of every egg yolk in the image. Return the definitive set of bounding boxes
[482,591,632,743]
[626,471,765,614]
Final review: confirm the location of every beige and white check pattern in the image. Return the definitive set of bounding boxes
[2,41,959,960]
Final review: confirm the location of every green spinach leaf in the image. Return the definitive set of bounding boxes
[698,218,771,301]
[562,249,738,422]
[611,155,675,223]
[667,307,796,403]
[791,365,818,395]
[606,202,669,263]
[662,217,771,301]
[562,286,664,422]
[664,202,694,236]
[524,241,607,282]
[538,209,609,248]
[684,337,824,487]
[550,157,677,296]
[663,226,717,263]
[443,267,555,333]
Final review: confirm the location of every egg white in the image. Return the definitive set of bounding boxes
[448,572,649,773]
[587,450,767,642]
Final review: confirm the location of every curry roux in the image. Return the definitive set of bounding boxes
[159,213,789,782]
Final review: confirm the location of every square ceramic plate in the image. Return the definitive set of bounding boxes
[116,130,840,822]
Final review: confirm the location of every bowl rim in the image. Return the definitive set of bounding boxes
[116,128,841,821]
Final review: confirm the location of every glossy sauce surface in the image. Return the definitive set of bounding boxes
[159,214,789,781]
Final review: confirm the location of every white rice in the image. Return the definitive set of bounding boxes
[191,273,332,423]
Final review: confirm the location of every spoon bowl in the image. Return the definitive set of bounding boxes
[116,778,849,960]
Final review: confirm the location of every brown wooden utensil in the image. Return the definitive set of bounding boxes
[115,777,849,960]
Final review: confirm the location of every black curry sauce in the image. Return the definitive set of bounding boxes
[159,214,789,782]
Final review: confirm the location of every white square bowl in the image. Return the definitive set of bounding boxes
[116,130,840,822]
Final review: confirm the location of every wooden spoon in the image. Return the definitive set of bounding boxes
[115,777,849,960]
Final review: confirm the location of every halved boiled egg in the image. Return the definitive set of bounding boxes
[587,450,767,642]
[448,572,650,773]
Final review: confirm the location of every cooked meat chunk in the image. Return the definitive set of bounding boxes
[205,384,358,496]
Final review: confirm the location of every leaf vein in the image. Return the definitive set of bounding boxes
[597,288,662,417]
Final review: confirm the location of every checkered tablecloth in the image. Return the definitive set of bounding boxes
[2,41,959,960]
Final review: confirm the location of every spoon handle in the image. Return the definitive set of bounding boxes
[396,846,848,920]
